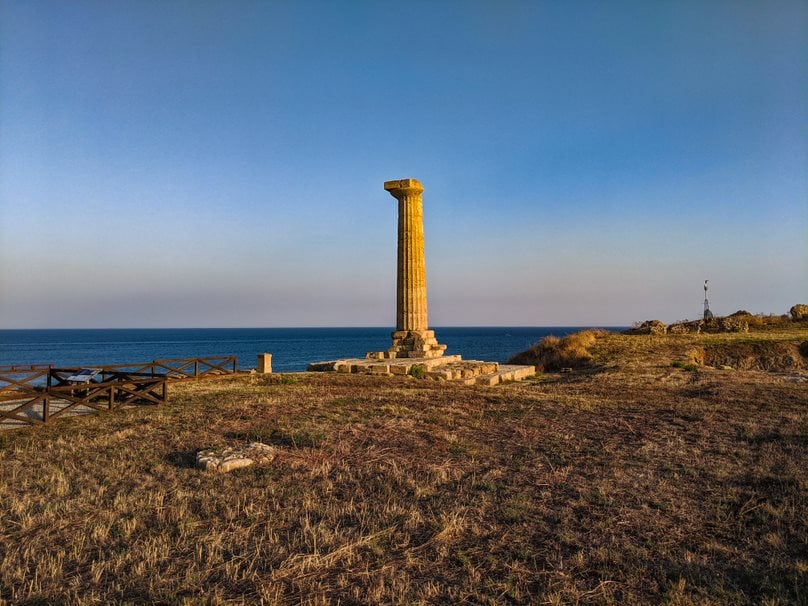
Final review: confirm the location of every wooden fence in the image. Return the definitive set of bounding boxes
[0,371,167,426]
[0,356,240,427]
[96,356,239,381]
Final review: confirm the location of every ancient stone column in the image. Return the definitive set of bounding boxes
[382,179,446,359]
[385,179,428,331]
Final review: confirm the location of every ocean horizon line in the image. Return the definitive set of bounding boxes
[1,325,627,332]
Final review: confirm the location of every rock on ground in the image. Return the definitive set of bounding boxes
[196,442,275,473]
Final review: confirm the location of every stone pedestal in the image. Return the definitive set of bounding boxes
[257,353,272,374]
[387,329,447,359]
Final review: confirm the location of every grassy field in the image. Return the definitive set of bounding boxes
[1,327,806,604]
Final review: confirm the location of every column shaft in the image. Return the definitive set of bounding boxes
[394,191,428,331]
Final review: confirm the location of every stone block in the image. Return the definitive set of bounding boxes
[499,365,536,381]
[476,374,501,386]
[219,458,254,473]
[257,353,272,374]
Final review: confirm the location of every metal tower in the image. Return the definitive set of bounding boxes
[703,280,713,320]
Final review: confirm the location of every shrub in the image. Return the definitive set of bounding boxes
[408,365,426,379]
[507,330,607,372]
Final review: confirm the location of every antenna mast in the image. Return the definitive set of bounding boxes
[703,280,713,320]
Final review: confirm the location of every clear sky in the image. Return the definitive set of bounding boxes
[1,1,805,328]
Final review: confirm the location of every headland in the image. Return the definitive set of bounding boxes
[0,318,805,603]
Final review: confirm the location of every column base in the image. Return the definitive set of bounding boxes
[365,329,447,360]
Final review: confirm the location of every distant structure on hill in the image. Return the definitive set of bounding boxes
[703,280,714,320]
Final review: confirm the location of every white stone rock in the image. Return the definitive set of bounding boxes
[196,442,276,473]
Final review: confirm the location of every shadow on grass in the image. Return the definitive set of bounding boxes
[163,450,198,469]
[225,426,324,448]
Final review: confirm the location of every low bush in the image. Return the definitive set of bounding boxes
[507,329,607,372]
[408,365,426,379]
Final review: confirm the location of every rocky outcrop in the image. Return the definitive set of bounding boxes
[711,316,749,333]
[790,304,808,321]
[666,316,749,334]
[668,321,701,334]
[625,320,667,335]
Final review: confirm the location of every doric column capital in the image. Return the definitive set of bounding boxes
[384,178,424,200]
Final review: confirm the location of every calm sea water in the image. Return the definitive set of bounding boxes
[0,327,622,372]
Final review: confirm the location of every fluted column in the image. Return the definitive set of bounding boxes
[384,179,428,331]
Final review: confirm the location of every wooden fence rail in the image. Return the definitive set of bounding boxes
[0,371,167,427]
[0,356,239,399]
[98,356,239,381]
[0,356,240,427]
[0,367,52,400]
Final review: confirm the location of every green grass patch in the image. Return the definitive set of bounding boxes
[408,365,426,379]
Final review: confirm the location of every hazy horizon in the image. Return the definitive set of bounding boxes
[0,324,633,331]
[1,1,805,329]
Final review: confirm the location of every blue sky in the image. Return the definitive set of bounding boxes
[1,1,805,328]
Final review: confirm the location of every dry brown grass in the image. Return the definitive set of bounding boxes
[507,329,608,371]
[0,326,806,605]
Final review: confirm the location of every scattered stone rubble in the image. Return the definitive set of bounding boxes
[196,442,275,473]
[308,356,535,386]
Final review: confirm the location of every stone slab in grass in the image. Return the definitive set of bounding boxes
[196,442,275,473]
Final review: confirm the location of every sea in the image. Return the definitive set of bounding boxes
[0,327,623,372]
